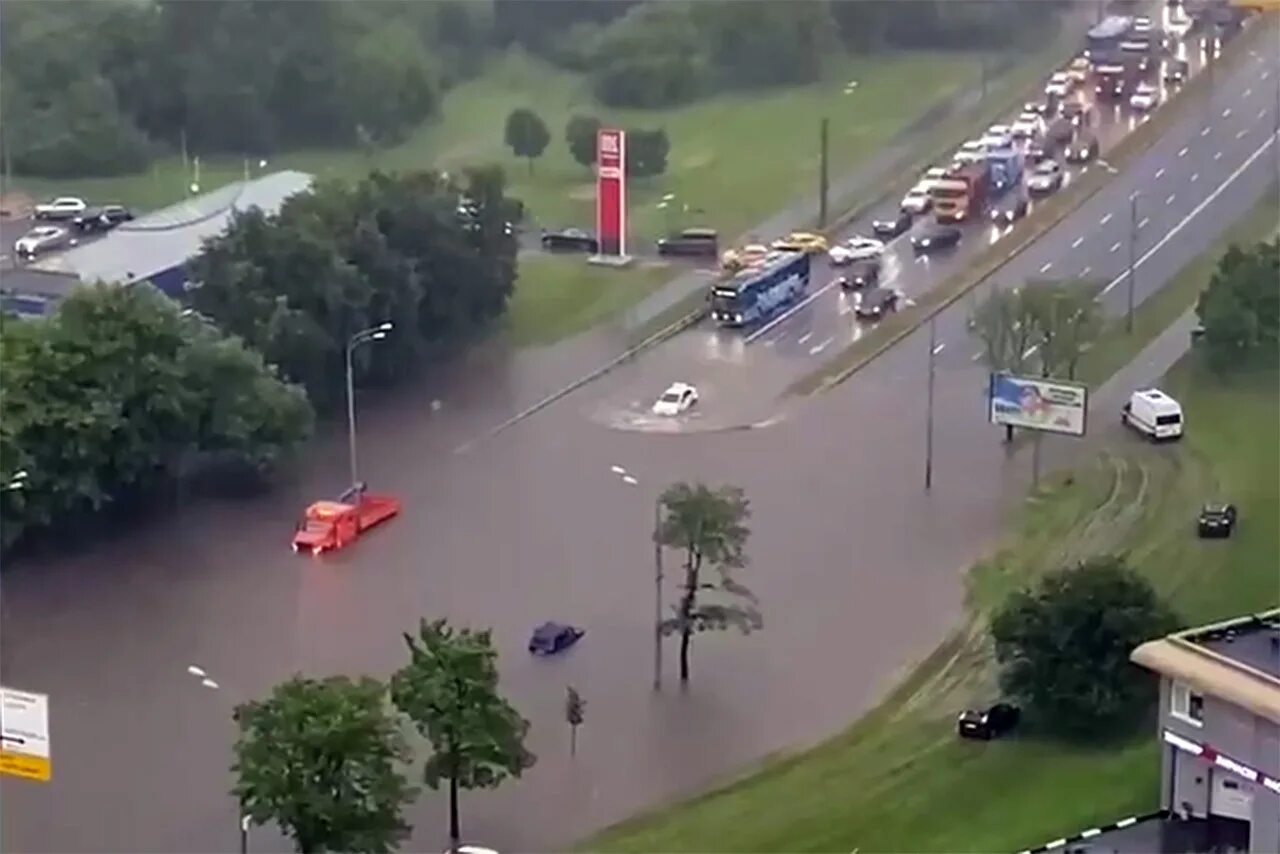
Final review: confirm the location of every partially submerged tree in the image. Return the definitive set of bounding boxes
[656,482,763,684]
[231,675,415,854]
[990,556,1178,741]
[565,685,586,757]
[390,619,535,850]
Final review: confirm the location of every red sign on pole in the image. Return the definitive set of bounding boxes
[595,128,627,258]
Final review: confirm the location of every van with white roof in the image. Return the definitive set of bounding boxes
[1122,388,1184,440]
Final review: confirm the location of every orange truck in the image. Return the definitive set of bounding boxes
[932,161,989,223]
[292,486,401,555]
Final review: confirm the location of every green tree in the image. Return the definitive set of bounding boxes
[1196,238,1279,374]
[390,619,535,849]
[565,114,601,169]
[990,556,1178,740]
[232,675,416,854]
[565,685,586,757]
[503,107,551,175]
[656,482,763,684]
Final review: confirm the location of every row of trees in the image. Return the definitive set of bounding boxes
[0,285,313,551]
[1195,238,1278,374]
[1,0,489,176]
[189,168,520,412]
[233,479,762,851]
[503,109,670,178]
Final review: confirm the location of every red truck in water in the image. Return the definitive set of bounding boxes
[292,484,401,555]
[932,161,989,223]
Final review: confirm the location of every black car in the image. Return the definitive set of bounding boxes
[871,209,912,239]
[1197,503,1238,538]
[1025,142,1051,164]
[841,259,880,289]
[990,194,1029,225]
[957,703,1021,740]
[1023,100,1050,116]
[911,225,961,254]
[541,228,599,253]
[1064,135,1099,164]
[528,622,585,656]
[73,204,133,232]
[657,227,719,258]
[854,287,899,320]
[1164,58,1189,83]
[1062,100,1090,127]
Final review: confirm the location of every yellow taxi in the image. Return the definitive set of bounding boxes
[771,231,829,255]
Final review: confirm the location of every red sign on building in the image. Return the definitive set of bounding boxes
[595,128,627,258]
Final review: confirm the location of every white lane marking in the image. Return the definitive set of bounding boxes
[1081,829,1103,839]
[1138,216,1150,229]
[622,475,638,486]
[809,336,833,356]
[1165,193,1176,205]
[1244,87,1252,98]
[1110,241,1122,253]
[1022,344,1039,358]
[1264,70,1272,80]
[971,351,984,362]
[1100,212,1113,226]
[610,465,626,475]
[1214,150,1224,161]
[1080,265,1092,277]
[1236,128,1248,140]
[1100,132,1277,298]
[1222,107,1231,118]
[798,331,814,345]
[743,278,837,343]
[932,342,945,355]
[1038,262,1052,273]
[1192,172,1199,182]
[1201,126,1212,137]
[1155,167,1165,179]
[1178,145,1189,157]
[1071,236,1084,248]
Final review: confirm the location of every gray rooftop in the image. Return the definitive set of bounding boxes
[1192,614,1280,679]
[30,170,313,285]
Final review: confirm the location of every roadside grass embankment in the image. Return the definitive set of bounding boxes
[582,186,1280,854]
[787,16,1277,397]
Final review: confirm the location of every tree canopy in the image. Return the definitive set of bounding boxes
[504,108,551,174]
[188,168,519,411]
[1195,238,1279,374]
[971,281,1101,381]
[990,556,1178,740]
[232,675,416,854]
[656,482,763,684]
[0,283,312,552]
[390,618,535,848]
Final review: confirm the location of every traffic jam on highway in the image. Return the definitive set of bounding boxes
[583,2,1232,430]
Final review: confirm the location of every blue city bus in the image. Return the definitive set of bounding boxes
[1084,15,1133,58]
[710,250,810,328]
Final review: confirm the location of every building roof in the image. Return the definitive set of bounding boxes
[29,170,313,286]
[1132,609,1280,725]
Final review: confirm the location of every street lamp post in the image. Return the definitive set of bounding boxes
[818,81,858,229]
[344,323,393,489]
[925,317,941,491]
[611,466,663,691]
[185,666,252,854]
[1127,192,1139,333]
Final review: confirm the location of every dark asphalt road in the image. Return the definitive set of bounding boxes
[3,26,1278,854]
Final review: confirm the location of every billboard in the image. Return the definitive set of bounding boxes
[595,128,627,258]
[988,373,1088,437]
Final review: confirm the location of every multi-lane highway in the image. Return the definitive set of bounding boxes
[2,19,1277,854]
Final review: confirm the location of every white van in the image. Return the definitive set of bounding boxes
[1122,389,1184,440]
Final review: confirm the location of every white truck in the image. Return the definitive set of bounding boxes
[1122,389,1184,440]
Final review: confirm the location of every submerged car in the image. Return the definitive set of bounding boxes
[911,225,961,253]
[957,703,1021,740]
[14,225,72,258]
[854,287,900,320]
[1026,161,1064,195]
[652,382,698,417]
[528,622,585,656]
[990,194,1029,226]
[1197,503,1237,538]
[871,209,912,238]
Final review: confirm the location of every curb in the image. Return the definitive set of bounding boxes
[1016,809,1170,854]
[792,15,1275,398]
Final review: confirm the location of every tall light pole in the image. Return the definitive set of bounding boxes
[1127,191,1139,333]
[185,666,252,854]
[611,466,663,691]
[818,81,858,229]
[925,317,941,492]
[345,323,393,489]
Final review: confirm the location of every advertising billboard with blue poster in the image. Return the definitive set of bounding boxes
[988,373,1088,437]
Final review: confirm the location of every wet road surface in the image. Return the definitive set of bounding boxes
[2,24,1277,854]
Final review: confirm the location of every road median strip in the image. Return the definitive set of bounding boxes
[787,17,1275,398]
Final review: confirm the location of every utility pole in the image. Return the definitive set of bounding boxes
[818,117,830,229]
[344,323,393,489]
[652,499,664,692]
[239,814,251,854]
[1126,192,1138,333]
[925,316,938,491]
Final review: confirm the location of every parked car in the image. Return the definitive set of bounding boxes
[33,196,87,221]
[527,622,585,656]
[957,703,1021,740]
[14,225,73,258]
[1197,503,1237,539]
[871,209,912,238]
[72,204,134,233]
[657,227,718,258]
[854,287,900,320]
[541,228,598,253]
[1026,160,1064,195]
[911,225,961,254]
[990,194,1029,226]
[1064,134,1099,164]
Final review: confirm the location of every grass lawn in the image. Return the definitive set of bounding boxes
[583,203,1280,853]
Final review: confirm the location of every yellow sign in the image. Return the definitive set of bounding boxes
[0,750,51,782]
